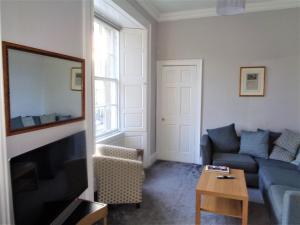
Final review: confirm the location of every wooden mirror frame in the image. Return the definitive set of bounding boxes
[2,41,85,136]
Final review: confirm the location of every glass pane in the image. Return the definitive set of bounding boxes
[95,106,118,137]
[93,20,119,79]
[95,80,117,106]
[110,106,118,131]
[94,79,118,137]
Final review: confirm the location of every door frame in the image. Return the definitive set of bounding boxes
[156,59,203,165]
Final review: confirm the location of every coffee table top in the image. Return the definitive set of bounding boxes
[196,168,248,200]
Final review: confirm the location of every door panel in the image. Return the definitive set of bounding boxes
[179,125,192,153]
[180,87,191,115]
[162,124,178,152]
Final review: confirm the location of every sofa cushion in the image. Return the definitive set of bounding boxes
[57,115,72,121]
[207,124,240,153]
[259,167,300,190]
[40,114,56,124]
[255,158,297,171]
[11,116,24,130]
[213,153,257,173]
[21,116,35,127]
[268,185,300,223]
[269,146,294,162]
[239,130,269,159]
[275,129,300,156]
[258,129,281,154]
[32,116,41,126]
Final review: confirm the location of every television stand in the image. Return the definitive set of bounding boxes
[62,199,107,225]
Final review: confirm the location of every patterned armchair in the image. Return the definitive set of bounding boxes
[93,144,145,207]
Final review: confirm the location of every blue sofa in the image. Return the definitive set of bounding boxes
[201,134,300,225]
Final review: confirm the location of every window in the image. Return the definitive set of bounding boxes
[93,18,120,137]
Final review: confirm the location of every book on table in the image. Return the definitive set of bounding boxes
[205,165,230,173]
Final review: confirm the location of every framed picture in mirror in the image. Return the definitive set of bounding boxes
[71,67,82,91]
[2,41,85,136]
[239,66,266,97]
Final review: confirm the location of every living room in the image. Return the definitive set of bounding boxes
[0,0,299,225]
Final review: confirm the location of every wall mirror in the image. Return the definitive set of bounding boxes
[2,41,85,136]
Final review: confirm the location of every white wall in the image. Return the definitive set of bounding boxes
[1,0,94,210]
[157,8,300,133]
[1,0,86,158]
[0,2,12,222]
[9,50,45,117]
[43,57,82,117]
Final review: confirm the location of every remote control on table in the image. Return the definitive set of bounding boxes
[217,175,235,179]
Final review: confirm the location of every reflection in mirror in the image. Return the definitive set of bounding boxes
[3,42,85,135]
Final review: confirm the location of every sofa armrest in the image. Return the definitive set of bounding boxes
[201,134,213,166]
[282,191,300,225]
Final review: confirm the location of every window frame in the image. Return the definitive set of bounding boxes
[93,17,121,139]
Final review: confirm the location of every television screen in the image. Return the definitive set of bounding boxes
[10,131,88,225]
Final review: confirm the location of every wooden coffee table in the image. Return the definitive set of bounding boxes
[195,168,248,225]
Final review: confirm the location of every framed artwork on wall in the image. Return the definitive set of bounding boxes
[71,67,83,91]
[239,66,266,96]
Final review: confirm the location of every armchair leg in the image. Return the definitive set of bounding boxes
[136,203,141,209]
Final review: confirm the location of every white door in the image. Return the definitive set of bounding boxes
[157,61,202,164]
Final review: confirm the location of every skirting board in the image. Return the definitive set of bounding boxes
[147,152,157,168]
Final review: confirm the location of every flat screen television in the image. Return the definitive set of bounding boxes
[10,131,88,225]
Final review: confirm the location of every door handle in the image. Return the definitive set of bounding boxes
[161,118,165,121]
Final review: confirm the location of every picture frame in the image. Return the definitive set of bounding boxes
[239,66,266,97]
[71,67,82,91]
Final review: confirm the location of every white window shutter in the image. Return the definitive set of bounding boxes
[120,28,148,160]
[120,28,147,133]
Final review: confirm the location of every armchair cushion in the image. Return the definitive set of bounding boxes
[207,123,240,153]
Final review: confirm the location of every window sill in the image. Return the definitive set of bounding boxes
[96,131,124,144]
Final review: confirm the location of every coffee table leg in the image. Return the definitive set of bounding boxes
[196,191,201,225]
[242,199,248,225]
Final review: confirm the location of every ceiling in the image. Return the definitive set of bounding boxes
[94,0,144,29]
[136,0,300,21]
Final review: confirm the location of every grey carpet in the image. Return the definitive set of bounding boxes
[106,160,271,225]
